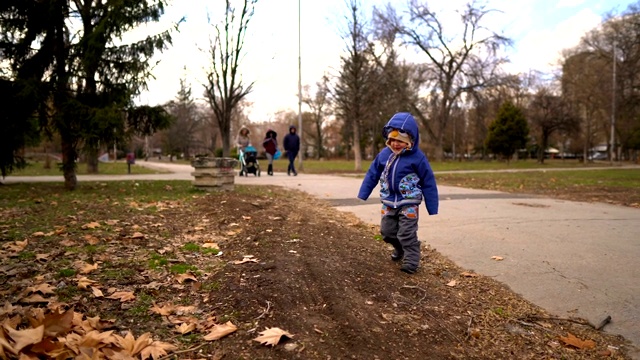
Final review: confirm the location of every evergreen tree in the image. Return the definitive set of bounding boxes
[0,1,176,189]
[485,101,529,162]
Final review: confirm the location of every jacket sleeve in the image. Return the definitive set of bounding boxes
[357,155,383,201]
[416,155,439,215]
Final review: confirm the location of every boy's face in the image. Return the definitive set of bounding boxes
[388,138,409,152]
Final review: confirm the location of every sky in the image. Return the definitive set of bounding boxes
[134,0,634,122]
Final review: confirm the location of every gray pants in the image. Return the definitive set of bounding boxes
[380,204,421,268]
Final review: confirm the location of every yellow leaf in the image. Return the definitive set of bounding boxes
[75,261,99,274]
[83,235,100,245]
[32,231,45,237]
[203,321,238,341]
[90,287,104,298]
[446,280,458,287]
[114,332,151,355]
[559,332,596,349]
[41,308,74,337]
[25,283,56,295]
[139,341,177,360]
[202,243,219,249]
[20,294,51,304]
[107,291,136,302]
[253,327,294,347]
[150,303,175,316]
[174,273,197,284]
[174,323,196,334]
[76,277,97,289]
[4,324,44,352]
[36,253,50,261]
[81,222,101,229]
[491,256,504,261]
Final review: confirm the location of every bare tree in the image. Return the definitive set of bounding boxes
[203,0,256,157]
[579,4,640,161]
[334,0,375,170]
[302,76,332,159]
[528,87,580,164]
[561,51,610,162]
[374,0,511,161]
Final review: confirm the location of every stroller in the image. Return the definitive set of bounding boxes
[239,145,260,176]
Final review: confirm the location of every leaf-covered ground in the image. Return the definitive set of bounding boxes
[0,181,635,359]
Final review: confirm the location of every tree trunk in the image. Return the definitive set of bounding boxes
[353,121,362,171]
[86,145,99,174]
[61,137,78,191]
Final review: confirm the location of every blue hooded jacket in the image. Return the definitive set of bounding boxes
[357,112,439,215]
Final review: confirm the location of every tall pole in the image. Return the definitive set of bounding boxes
[610,40,616,164]
[297,0,304,170]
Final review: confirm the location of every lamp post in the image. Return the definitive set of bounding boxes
[297,0,304,170]
[610,40,616,164]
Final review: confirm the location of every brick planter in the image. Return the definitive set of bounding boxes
[190,157,239,191]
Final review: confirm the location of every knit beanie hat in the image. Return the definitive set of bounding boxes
[385,129,413,150]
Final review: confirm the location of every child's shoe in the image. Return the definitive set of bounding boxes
[400,264,418,274]
[391,249,404,262]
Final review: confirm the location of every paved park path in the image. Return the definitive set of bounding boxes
[4,161,639,358]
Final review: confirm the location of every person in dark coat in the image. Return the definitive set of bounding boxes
[283,125,300,176]
[262,129,278,176]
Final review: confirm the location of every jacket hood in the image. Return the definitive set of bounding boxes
[238,126,250,135]
[383,112,419,153]
[289,125,297,131]
[266,129,277,138]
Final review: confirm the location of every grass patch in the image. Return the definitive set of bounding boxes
[182,243,201,252]
[170,263,198,274]
[57,268,76,278]
[148,253,169,270]
[56,286,80,302]
[127,292,154,317]
[437,169,640,190]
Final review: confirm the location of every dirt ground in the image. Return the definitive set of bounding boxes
[1,184,635,359]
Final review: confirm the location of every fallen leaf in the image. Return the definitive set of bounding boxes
[253,327,294,347]
[20,294,51,304]
[90,287,104,298]
[131,232,145,239]
[4,324,44,352]
[41,308,74,337]
[25,283,56,295]
[559,332,596,349]
[107,291,136,302]
[114,331,151,356]
[446,280,458,287]
[175,323,196,334]
[76,277,97,289]
[75,261,99,274]
[491,256,504,261]
[150,303,175,316]
[139,341,177,360]
[35,253,50,261]
[203,321,238,341]
[174,273,197,284]
[202,243,219,249]
[83,235,100,245]
[32,231,45,237]
[81,222,101,229]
